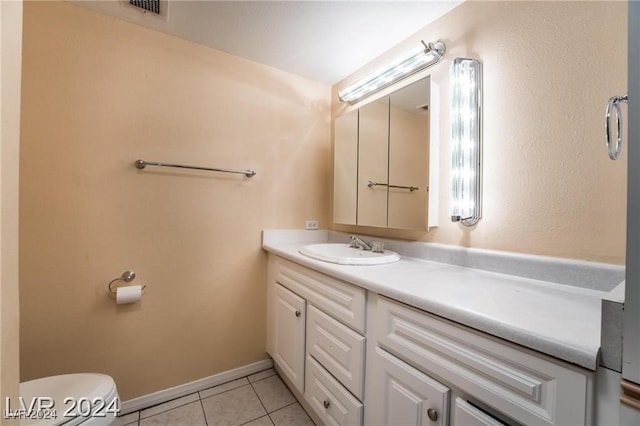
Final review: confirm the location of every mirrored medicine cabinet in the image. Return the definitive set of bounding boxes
[333,76,439,230]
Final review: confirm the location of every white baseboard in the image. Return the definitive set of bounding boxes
[119,359,274,415]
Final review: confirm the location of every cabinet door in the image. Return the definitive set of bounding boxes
[273,283,306,393]
[453,398,504,426]
[366,347,450,426]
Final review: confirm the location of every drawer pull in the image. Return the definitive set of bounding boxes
[295,310,301,317]
[427,408,438,421]
[323,400,331,409]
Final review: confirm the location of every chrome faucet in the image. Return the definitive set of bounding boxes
[350,235,373,251]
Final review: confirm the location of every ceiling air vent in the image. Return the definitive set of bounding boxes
[129,0,160,15]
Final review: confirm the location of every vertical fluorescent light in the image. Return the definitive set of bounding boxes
[450,58,482,226]
[338,40,446,104]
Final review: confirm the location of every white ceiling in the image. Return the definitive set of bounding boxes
[72,0,463,85]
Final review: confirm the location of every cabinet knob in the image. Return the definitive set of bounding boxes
[323,400,330,409]
[427,408,438,422]
[295,310,301,317]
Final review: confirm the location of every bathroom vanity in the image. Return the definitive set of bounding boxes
[263,230,625,426]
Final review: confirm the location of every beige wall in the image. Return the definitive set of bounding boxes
[1,0,22,418]
[332,1,628,264]
[19,1,330,400]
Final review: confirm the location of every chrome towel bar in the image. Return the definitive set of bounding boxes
[368,180,419,192]
[135,159,256,177]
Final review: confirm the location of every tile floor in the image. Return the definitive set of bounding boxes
[113,369,315,426]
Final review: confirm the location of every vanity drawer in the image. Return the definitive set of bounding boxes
[375,296,591,426]
[305,355,363,426]
[453,398,504,426]
[274,257,366,333]
[307,304,365,400]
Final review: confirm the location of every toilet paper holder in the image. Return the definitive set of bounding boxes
[108,270,147,294]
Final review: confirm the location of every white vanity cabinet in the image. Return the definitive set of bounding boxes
[266,255,366,425]
[369,294,594,426]
[266,254,595,426]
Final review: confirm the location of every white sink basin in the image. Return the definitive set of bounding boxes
[299,243,400,265]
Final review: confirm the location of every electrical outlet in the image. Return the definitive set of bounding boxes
[305,220,319,230]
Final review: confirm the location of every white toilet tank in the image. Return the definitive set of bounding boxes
[17,373,119,426]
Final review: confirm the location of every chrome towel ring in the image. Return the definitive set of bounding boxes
[606,93,628,160]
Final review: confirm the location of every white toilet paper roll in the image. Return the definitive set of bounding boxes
[116,285,142,304]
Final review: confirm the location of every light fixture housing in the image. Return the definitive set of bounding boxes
[338,40,446,105]
[450,58,482,226]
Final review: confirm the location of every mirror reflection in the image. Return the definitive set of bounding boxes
[333,76,439,230]
[388,78,431,229]
[357,96,390,227]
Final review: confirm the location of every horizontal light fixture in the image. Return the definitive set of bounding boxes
[450,58,482,226]
[338,40,446,105]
